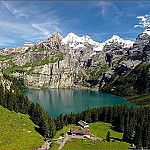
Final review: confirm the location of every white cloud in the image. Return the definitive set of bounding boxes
[32,23,50,37]
[134,14,150,28]
[32,22,62,38]
[1,1,27,18]
[0,37,16,47]
[0,2,63,47]
[96,1,118,17]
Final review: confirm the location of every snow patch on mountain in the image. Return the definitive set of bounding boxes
[61,33,100,48]
[104,35,134,48]
[143,26,150,36]
[61,33,134,53]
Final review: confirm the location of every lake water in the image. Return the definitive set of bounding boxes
[23,89,134,118]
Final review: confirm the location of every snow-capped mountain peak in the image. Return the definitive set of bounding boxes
[111,35,121,39]
[61,33,100,49]
[66,32,79,39]
[105,35,134,48]
[61,32,134,52]
[61,33,85,48]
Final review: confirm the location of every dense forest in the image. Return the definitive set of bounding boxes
[102,63,150,106]
[2,73,27,91]
[0,81,150,149]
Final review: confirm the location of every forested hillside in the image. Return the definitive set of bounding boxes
[1,79,150,149]
[0,82,56,138]
[102,63,150,106]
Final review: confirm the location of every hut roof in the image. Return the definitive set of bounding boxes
[70,128,87,135]
[78,120,89,127]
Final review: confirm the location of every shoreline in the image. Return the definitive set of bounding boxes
[22,86,139,107]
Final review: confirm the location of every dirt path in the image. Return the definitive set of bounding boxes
[57,133,102,149]
[91,133,103,141]
[57,135,72,149]
[39,141,51,149]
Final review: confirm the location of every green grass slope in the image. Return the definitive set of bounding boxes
[62,122,130,149]
[63,139,130,149]
[0,106,44,149]
[89,122,123,139]
[51,122,131,149]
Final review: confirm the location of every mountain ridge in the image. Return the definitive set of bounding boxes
[1,32,134,54]
[0,28,149,100]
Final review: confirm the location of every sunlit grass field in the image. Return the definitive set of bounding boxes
[51,122,132,149]
[0,106,44,149]
[63,139,130,149]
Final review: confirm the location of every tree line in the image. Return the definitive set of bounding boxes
[0,82,150,148]
[102,63,150,97]
[0,83,56,138]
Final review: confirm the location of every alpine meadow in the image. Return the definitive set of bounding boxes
[0,1,150,149]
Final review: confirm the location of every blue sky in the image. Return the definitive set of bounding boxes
[0,1,150,48]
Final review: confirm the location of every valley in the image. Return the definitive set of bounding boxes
[0,27,150,149]
[1,1,150,149]
[0,27,150,106]
[22,89,133,118]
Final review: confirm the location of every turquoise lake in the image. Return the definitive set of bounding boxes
[23,89,134,118]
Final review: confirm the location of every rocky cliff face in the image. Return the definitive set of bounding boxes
[129,27,150,62]
[0,29,149,90]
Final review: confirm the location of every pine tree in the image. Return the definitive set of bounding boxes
[3,85,8,108]
[24,96,31,114]
[134,119,143,148]
[56,114,64,130]
[49,119,56,138]
[56,116,61,131]
[29,103,36,122]
[103,108,108,123]
[119,115,124,132]
[142,124,150,148]
[91,110,98,123]
[84,110,92,123]
[70,113,76,124]
[123,111,131,142]
[106,131,111,142]
[107,107,113,123]
[7,90,13,111]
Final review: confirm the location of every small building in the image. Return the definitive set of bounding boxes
[78,120,89,128]
[70,128,91,136]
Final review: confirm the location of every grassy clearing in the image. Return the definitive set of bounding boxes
[53,124,80,139]
[0,106,44,149]
[51,124,80,149]
[89,122,123,139]
[51,122,131,149]
[62,139,130,149]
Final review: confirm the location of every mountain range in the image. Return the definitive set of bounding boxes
[0,27,150,105]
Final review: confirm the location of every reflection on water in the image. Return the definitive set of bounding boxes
[23,89,133,118]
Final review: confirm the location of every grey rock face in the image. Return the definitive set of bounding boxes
[34,33,63,51]
[3,30,150,90]
[129,28,150,62]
